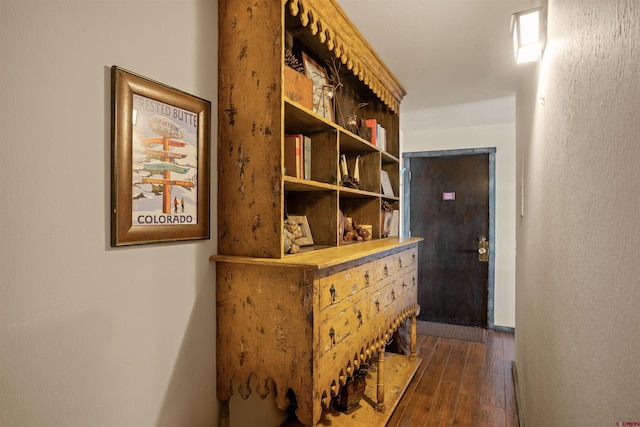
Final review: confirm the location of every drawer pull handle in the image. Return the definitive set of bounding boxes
[384,265,389,276]
[402,281,407,289]
[391,289,396,300]
[330,284,336,303]
[412,276,416,286]
[365,271,370,285]
[329,327,336,346]
[398,259,403,268]
[375,299,380,312]
[412,253,416,262]
[357,310,363,326]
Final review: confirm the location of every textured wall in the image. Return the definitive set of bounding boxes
[515,0,640,425]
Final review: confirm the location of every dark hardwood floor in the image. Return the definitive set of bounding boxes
[387,330,518,427]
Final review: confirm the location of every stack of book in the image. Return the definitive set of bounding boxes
[284,134,311,179]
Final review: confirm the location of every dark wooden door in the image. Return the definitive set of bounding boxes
[410,154,489,327]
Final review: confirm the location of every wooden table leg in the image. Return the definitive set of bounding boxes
[376,348,385,412]
[410,312,417,360]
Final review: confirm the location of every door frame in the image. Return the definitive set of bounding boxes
[403,147,498,330]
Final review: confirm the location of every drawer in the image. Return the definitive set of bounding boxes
[370,280,400,315]
[398,248,418,272]
[397,269,417,297]
[375,255,399,280]
[375,248,417,281]
[318,286,368,324]
[319,262,374,311]
[319,298,369,355]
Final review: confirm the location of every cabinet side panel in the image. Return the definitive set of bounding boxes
[218,0,284,257]
[216,262,317,423]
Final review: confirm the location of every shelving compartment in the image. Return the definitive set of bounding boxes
[339,194,381,244]
[285,100,338,185]
[286,189,338,250]
[381,156,400,200]
[339,131,380,194]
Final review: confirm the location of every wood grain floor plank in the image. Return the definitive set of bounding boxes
[459,363,484,395]
[452,392,479,427]
[478,404,506,427]
[467,342,486,366]
[427,381,459,426]
[481,371,506,409]
[485,345,505,374]
[386,331,517,427]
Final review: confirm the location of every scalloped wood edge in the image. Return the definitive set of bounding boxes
[286,0,406,113]
[220,303,419,426]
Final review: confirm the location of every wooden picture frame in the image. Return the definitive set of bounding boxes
[302,52,334,122]
[111,66,211,246]
[288,215,314,246]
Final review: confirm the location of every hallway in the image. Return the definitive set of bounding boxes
[388,331,518,427]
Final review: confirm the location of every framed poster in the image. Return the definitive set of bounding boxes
[302,52,334,122]
[111,66,211,246]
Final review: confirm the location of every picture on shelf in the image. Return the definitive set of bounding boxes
[380,170,395,197]
[287,214,314,246]
[302,52,334,122]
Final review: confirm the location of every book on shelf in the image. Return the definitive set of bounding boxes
[303,135,311,180]
[284,134,311,179]
[389,210,399,237]
[365,119,377,146]
[377,124,386,152]
[365,119,386,151]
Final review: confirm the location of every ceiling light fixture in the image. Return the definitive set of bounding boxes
[510,6,546,64]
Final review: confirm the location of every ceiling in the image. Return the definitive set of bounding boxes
[336,0,532,113]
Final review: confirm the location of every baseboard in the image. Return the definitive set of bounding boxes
[511,361,525,427]
[490,325,515,334]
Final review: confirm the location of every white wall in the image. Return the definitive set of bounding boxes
[0,1,221,426]
[402,97,517,328]
[515,0,640,425]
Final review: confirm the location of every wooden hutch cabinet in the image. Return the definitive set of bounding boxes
[212,1,422,426]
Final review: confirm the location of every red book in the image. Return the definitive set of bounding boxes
[284,134,303,178]
[365,119,377,146]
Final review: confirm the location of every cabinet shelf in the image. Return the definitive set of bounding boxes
[284,176,336,192]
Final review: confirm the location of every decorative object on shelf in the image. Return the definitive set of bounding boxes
[355,222,372,241]
[340,155,363,190]
[302,52,334,121]
[340,211,372,242]
[344,102,370,136]
[283,217,304,254]
[284,65,313,110]
[381,200,394,238]
[286,215,314,246]
[345,114,359,134]
[110,66,211,246]
[333,367,367,414]
[358,118,371,141]
[327,58,345,126]
[285,48,305,73]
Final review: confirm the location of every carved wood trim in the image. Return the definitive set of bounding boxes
[287,0,406,113]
